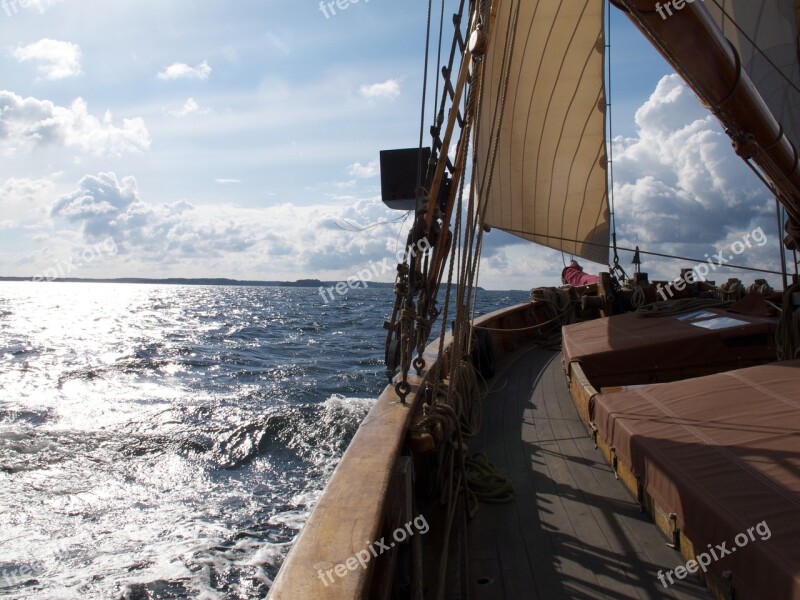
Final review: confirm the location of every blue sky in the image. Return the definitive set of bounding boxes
[0,0,786,289]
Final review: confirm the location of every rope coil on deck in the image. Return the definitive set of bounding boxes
[464,453,515,504]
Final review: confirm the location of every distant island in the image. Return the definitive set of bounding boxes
[0,278,497,293]
[0,276,398,288]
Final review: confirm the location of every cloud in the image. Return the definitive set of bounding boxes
[0,91,150,156]
[158,61,212,81]
[472,74,782,288]
[214,179,241,184]
[359,79,401,100]
[168,98,210,117]
[0,175,57,224]
[347,159,378,178]
[47,171,412,279]
[263,32,290,57]
[13,39,83,80]
[613,75,770,246]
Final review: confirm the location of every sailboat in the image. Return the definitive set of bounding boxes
[269,0,800,598]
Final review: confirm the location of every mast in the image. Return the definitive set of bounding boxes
[615,0,800,250]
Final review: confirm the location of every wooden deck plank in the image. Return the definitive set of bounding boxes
[467,346,711,600]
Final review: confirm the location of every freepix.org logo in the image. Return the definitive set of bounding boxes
[318,0,371,20]
[2,0,59,18]
[318,238,430,304]
[656,227,768,300]
[655,0,704,21]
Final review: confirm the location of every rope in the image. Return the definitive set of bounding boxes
[707,0,800,97]
[465,453,514,504]
[606,0,619,269]
[528,287,574,348]
[747,279,773,295]
[631,285,647,309]
[719,278,746,302]
[473,304,574,333]
[493,227,787,277]
[776,282,800,360]
[636,297,734,317]
[416,0,434,197]
[424,7,522,596]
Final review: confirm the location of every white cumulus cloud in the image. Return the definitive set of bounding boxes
[360,79,401,100]
[347,159,378,178]
[613,74,770,247]
[158,61,212,81]
[47,171,415,280]
[475,74,783,289]
[168,98,210,117]
[0,91,150,156]
[13,39,83,80]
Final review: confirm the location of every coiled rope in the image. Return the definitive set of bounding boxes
[465,453,514,504]
[747,279,773,295]
[719,279,746,301]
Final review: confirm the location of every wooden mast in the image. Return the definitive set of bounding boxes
[617,0,800,249]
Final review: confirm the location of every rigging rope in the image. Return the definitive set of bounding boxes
[416,0,434,199]
[432,0,446,123]
[707,0,800,97]
[606,0,622,273]
[495,227,787,277]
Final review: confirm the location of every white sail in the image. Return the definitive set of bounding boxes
[475,0,609,264]
[706,0,800,152]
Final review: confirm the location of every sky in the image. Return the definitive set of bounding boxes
[0,0,791,290]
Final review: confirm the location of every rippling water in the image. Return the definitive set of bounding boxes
[0,282,527,599]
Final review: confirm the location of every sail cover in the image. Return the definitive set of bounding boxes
[474,0,609,264]
[706,0,800,153]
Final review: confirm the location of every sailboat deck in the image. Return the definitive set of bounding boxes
[467,346,710,599]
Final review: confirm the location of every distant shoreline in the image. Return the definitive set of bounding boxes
[0,277,396,289]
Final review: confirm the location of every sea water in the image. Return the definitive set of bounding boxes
[0,282,527,598]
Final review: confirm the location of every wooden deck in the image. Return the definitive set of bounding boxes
[467,346,711,600]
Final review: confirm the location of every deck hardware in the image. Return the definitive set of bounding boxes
[636,477,644,511]
[395,381,411,404]
[589,422,598,449]
[667,513,681,551]
[413,356,426,374]
[411,432,436,454]
[722,570,735,599]
[611,446,618,479]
